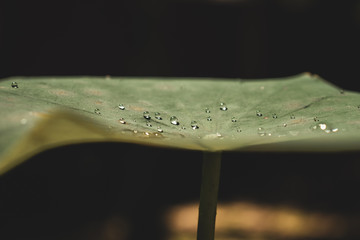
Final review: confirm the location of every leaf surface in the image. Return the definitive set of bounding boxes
[1,73,360,174]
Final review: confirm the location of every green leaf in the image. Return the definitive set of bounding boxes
[1,73,360,174]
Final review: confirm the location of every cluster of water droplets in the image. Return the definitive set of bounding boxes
[9,79,345,142]
[219,102,228,111]
[310,121,338,133]
[257,127,270,137]
[89,97,342,140]
[94,108,101,115]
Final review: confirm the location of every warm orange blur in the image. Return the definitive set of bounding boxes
[166,201,357,240]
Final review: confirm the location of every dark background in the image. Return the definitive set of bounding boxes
[1,0,360,89]
[1,1,360,239]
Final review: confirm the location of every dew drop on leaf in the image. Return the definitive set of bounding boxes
[157,127,163,133]
[272,113,278,119]
[94,108,101,115]
[258,127,266,136]
[155,112,162,120]
[207,116,212,121]
[256,111,263,117]
[191,121,199,129]
[219,102,228,111]
[118,118,126,124]
[146,121,152,127]
[11,82,19,88]
[290,114,295,119]
[143,111,151,120]
[332,128,339,133]
[319,123,327,130]
[231,117,237,122]
[170,116,179,125]
[205,108,211,113]
[310,125,318,130]
[118,104,125,110]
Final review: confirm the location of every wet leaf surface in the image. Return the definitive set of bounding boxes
[1,73,360,174]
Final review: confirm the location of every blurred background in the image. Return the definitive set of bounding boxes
[1,0,360,239]
[1,0,360,89]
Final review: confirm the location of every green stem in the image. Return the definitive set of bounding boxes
[197,151,222,240]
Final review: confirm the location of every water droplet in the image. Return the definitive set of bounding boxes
[237,129,242,132]
[118,104,125,110]
[191,121,199,129]
[94,108,101,115]
[258,127,266,136]
[340,89,345,94]
[207,116,212,121]
[290,114,295,119]
[154,132,163,137]
[157,127,163,133]
[310,122,336,133]
[310,125,318,130]
[155,112,162,120]
[11,82,18,88]
[118,118,126,124]
[146,121,152,127]
[256,111,263,117]
[272,113,278,119]
[231,117,237,122]
[170,116,179,125]
[181,126,186,130]
[205,108,211,113]
[313,117,319,122]
[219,102,228,111]
[319,123,327,130]
[283,123,287,127]
[143,111,151,120]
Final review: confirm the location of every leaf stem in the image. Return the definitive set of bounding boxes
[197,151,222,240]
